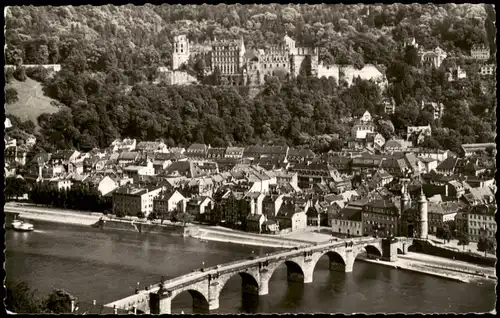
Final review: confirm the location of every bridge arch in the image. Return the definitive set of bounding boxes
[363,244,383,258]
[312,250,347,274]
[261,258,307,287]
[170,287,210,314]
[217,271,260,298]
[215,270,261,313]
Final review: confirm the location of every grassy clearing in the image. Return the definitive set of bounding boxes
[5,78,61,132]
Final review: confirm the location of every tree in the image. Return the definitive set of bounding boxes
[44,289,75,314]
[147,212,158,221]
[377,119,395,139]
[5,87,19,104]
[5,176,28,200]
[5,281,44,314]
[477,236,495,257]
[457,232,470,251]
[137,211,145,219]
[485,145,495,157]
[177,212,194,226]
[13,67,27,81]
[436,224,452,244]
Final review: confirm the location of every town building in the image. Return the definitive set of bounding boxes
[262,194,285,219]
[479,64,495,76]
[123,160,155,182]
[421,101,445,120]
[427,201,460,234]
[418,47,447,68]
[117,152,140,166]
[110,139,137,152]
[362,199,401,237]
[185,144,209,160]
[383,98,396,115]
[351,111,375,140]
[50,150,81,166]
[329,205,363,237]
[291,162,347,192]
[365,133,386,149]
[153,190,187,218]
[246,214,266,233]
[273,199,307,232]
[470,44,490,60]
[286,148,315,166]
[467,205,496,242]
[224,147,245,159]
[186,196,214,222]
[409,148,448,162]
[206,147,227,160]
[407,125,431,142]
[446,65,467,82]
[83,175,118,196]
[460,143,496,157]
[112,185,163,217]
[135,141,168,154]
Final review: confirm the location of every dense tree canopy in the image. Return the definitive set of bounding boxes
[5,4,496,154]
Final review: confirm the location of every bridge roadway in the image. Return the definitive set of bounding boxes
[106,236,413,314]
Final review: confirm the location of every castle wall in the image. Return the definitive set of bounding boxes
[317,64,340,83]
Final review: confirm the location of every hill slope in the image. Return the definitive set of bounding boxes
[5,78,61,132]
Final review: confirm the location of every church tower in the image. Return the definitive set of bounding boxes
[417,187,428,239]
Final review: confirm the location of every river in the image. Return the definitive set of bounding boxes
[5,221,495,314]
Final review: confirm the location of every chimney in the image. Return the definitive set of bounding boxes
[70,299,76,313]
[113,305,118,314]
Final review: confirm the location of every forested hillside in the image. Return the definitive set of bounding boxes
[4,4,496,154]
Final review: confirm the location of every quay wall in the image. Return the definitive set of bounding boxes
[410,240,496,267]
[99,219,139,232]
[98,219,189,236]
[136,222,186,236]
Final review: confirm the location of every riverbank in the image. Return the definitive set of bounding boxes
[4,204,102,226]
[357,252,496,284]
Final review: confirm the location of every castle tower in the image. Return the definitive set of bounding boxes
[172,34,190,70]
[417,187,428,239]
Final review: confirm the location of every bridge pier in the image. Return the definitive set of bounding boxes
[149,292,171,315]
[382,238,398,262]
[258,279,269,295]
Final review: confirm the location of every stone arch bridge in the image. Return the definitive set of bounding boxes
[106,237,413,314]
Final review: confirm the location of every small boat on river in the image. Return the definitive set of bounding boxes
[11,219,35,232]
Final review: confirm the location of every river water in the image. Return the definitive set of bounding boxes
[5,221,496,314]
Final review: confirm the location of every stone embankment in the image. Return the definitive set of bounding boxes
[357,252,496,284]
[187,226,311,249]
